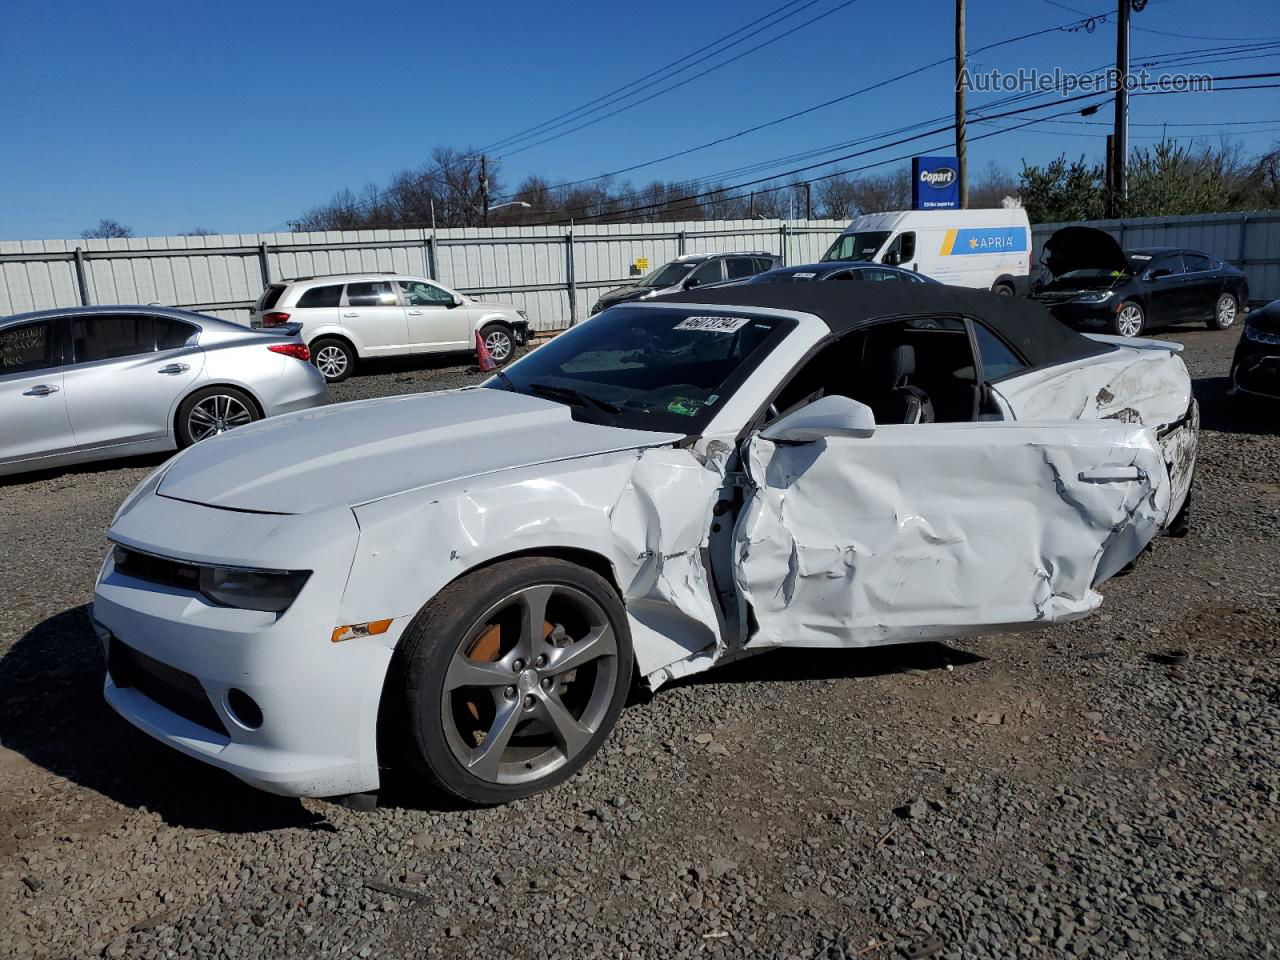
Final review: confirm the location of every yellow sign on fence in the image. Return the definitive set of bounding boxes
[634,257,649,271]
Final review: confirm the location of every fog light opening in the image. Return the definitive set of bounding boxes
[226,688,264,729]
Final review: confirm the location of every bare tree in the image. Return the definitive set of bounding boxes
[81,219,132,239]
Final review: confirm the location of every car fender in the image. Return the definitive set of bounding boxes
[344,445,728,683]
[470,309,519,336]
[305,321,366,356]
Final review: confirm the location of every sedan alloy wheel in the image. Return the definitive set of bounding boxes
[187,393,254,442]
[1213,293,1237,330]
[1115,302,1144,338]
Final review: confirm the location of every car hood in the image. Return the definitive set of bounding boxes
[463,297,520,313]
[1041,226,1130,279]
[596,285,652,307]
[156,389,681,515]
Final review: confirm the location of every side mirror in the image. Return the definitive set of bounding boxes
[684,277,701,289]
[1147,268,1171,281]
[883,250,901,266]
[761,395,876,442]
[449,294,463,307]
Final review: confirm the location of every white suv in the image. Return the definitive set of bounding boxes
[251,274,530,382]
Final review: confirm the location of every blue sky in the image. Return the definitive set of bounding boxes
[1,0,1276,240]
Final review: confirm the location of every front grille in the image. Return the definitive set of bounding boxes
[113,545,201,592]
[107,638,228,736]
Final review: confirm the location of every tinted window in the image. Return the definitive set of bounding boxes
[1,320,56,375]
[888,232,916,263]
[862,268,912,283]
[71,314,155,363]
[753,258,775,273]
[725,258,758,280]
[154,317,197,350]
[345,281,398,307]
[1183,253,1212,273]
[1147,254,1184,277]
[686,261,722,287]
[638,261,695,288]
[972,322,1026,380]
[399,280,455,306]
[259,284,286,310]
[297,284,343,308]
[826,270,858,282]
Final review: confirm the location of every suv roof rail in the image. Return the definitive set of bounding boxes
[284,272,399,282]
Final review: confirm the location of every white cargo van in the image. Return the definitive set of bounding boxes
[821,208,1032,295]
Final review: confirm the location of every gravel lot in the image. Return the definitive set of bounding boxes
[1,330,1276,960]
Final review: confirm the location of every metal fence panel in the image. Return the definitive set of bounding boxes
[0,220,849,331]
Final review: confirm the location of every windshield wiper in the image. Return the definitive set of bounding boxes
[527,382,621,416]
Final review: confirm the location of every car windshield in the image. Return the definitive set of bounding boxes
[637,261,697,288]
[490,305,793,433]
[821,231,890,262]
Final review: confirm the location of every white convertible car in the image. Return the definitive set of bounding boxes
[92,284,1198,804]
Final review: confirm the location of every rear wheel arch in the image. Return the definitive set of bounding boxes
[173,382,265,435]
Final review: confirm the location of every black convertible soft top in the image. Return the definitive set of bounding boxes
[661,281,1114,369]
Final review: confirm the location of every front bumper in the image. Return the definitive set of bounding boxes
[511,319,530,345]
[93,493,401,798]
[1230,340,1280,400]
[1036,298,1117,327]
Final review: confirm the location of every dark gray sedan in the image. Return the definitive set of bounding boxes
[1,306,325,478]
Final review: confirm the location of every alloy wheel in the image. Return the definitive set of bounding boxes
[314,344,349,379]
[483,329,513,363]
[441,583,619,785]
[1117,304,1143,338]
[1217,295,1237,328]
[187,394,254,442]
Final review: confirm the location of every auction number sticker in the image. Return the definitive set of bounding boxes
[673,315,751,333]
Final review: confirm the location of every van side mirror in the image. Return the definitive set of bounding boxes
[761,395,876,442]
[883,250,901,266]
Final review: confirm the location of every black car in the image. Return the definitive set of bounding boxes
[1230,298,1280,402]
[1032,226,1249,338]
[590,251,781,315]
[740,262,938,285]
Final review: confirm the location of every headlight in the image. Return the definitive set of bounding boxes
[199,565,312,612]
[1244,324,1280,345]
[111,544,310,613]
[1073,290,1115,304]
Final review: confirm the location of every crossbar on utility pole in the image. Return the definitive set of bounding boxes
[955,0,968,209]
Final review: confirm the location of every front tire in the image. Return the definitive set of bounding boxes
[311,337,354,383]
[1113,301,1145,338]
[479,323,516,365]
[176,386,259,448]
[1208,292,1237,330]
[394,558,632,805]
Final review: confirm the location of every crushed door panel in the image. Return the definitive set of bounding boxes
[733,420,1170,649]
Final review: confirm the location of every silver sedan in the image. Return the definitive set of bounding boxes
[1,306,326,477]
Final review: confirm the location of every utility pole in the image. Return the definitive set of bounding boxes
[480,155,490,226]
[803,182,812,220]
[955,0,968,209]
[1112,0,1130,211]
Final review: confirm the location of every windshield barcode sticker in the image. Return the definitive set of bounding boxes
[674,316,751,333]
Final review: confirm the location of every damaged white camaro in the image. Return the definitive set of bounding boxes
[93,284,1198,803]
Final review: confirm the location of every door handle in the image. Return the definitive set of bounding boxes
[342,312,358,318]
[157,363,190,375]
[1079,465,1145,484]
[23,384,59,396]
[407,310,424,316]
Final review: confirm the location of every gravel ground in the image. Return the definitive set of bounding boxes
[1,329,1276,960]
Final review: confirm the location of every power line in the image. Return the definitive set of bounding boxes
[478,0,819,154]
[495,0,866,159]
[489,7,1118,203]
[1039,0,1280,43]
